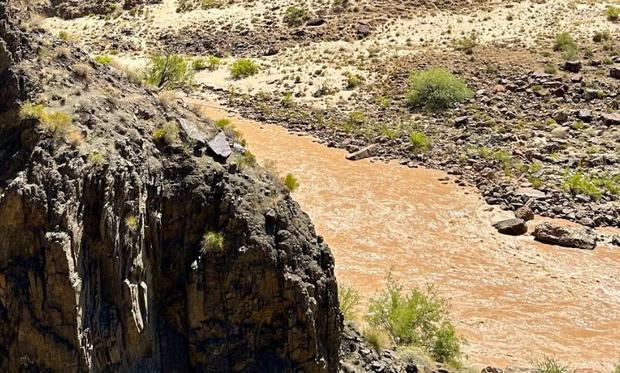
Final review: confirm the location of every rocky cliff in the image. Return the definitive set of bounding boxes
[0,2,341,371]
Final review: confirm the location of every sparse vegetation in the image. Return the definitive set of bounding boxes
[153,122,180,145]
[533,356,568,373]
[453,32,478,54]
[345,72,364,89]
[144,54,193,90]
[193,55,221,71]
[409,131,430,153]
[201,231,225,253]
[94,55,113,64]
[339,285,361,320]
[366,275,462,365]
[19,102,74,136]
[283,6,309,27]
[553,32,578,60]
[406,68,472,111]
[561,170,619,199]
[284,173,300,192]
[230,58,259,79]
[125,215,138,231]
[607,6,620,22]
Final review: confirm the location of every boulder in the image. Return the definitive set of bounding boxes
[601,112,620,126]
[493,218,528,236]
[207,132,232,159]
[610,65,620,79]
[562,60,582,73]
[533,222,597,249]
[515,206,534,221]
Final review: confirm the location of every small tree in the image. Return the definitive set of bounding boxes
[144,54,193,90]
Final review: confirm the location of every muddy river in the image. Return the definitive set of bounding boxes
[198,103,620,370]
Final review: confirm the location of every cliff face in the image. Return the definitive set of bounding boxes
[0,3,341,371]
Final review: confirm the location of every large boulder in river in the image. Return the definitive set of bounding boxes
[493,218,528,235]
[533,222,597,250]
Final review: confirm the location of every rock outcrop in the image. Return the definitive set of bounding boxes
[533,222,597,250]
[0,2,341,371]
[48,0,161,19]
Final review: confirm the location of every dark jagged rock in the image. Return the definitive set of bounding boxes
[493,218,528,236]
[533,222,597,250]
[0,4,341,371]
[48,0,161,19]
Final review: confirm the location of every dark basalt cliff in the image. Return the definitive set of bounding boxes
[0,2,341,371]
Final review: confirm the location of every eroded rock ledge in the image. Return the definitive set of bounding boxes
[0,2,341,371]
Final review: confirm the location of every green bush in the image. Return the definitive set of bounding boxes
[410,131,430,153]
[406,68,472,111]
[614,361,620,373]
[201,231,225,253]
[593,30,610,43]
[94,55,113,64]
[214,118,232,128]
[363,328,387,352]
[153,122,180,145]
[230,58,259,79]
[144,54,193,90]
[283,6,309,27]
[345,72,364,89]
[562,171,602,199]
[607,6,620,21]
[339,285,361,320]
[533,356,568,373]
[553,32,578,60]
[284,173,300,192]
[366,276,461,364]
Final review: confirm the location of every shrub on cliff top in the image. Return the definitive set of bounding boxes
[406,68,472,112]
[339,285,361,320]
[284,173,300,192]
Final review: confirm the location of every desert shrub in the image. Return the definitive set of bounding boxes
[125,215,138,231]
[593,30,610,43]
[192,57,208,71]
[345,72,364,89]
[363,328,388,352]
[283,6,309,27]
[553,32,578,60]
[144,54,193,90]
[410,131,430,153]
[94,55,113,64]
[58,30,71,41]
[153,122,180,145]
[214,118,232,128]
[201,231,225,253]
[202,0,223,9]
[339,285,361,320]
[235,151,256,169]
[88,151,106,165]
[366,276,461,364]
[452,32,478,54]
[614,361,620,373]
[607,6,620,21]
[73,63,92,80]
[544,63,557,74]
[284,173,300,192]
[533,356,568,373]
[230,58,259,79]
[406,68,472,111]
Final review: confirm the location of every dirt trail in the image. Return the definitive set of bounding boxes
[197,103,620,370]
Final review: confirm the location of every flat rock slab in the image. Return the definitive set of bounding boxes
[208,132,232,159]
[493,218,528,236]
[179,118,208,145]
[533,222,597,250]
[515,187,547,199]
[346,144,377,161]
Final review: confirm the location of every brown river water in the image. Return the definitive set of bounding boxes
[197,103,620,370]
